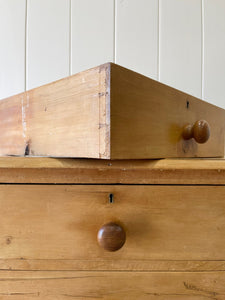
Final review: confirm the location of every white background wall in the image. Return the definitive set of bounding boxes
[0,0,224,109]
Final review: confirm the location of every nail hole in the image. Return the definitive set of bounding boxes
[186,101,189,109]
[109,193,114,204]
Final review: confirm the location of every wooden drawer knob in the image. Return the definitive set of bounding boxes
[182,120,210,144]
[97,222,126,252]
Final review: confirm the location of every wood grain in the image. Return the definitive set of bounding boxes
[110,63,225,158]
[0,96,25,156]
[0,157,224,184]
[182,120,210,143]
[0,258,225,272]
[97,222,126,252]
[0,185,224,267]
[0,270,224,299]
[0,63,224,159]
[0,63,110,158]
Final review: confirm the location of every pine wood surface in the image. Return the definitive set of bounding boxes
[0,63,110,158]
[0,63,224,159]
[110,63,225,159]
[0,157,224,184]
[0,258,225,272]
[0,158,224,296]
[0,185,224,267]
[0,271,224,299]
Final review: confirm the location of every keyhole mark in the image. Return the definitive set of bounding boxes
[109,193,114,204]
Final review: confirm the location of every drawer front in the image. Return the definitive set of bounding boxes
[0,185,224,270]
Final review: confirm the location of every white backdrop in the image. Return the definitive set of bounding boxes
[0,0,225,108]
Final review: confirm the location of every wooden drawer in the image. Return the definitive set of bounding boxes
[1,185,224,271]
[0,63,224,159]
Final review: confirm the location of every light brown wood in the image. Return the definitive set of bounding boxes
[0,270,224,299]
[0,63,110,158]
[0,157,224,295]
[110,63,225,159]
[0,258,225,272]
[0,185,224,269]
[0,157,224,184]
[0,63,224,159]
[0,95,25,156]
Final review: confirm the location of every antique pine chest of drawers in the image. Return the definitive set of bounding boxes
[0,63,225,299]
[0,157,224,299]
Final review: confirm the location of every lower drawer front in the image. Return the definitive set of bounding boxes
[0,185,224,269]
[0,271,224,300]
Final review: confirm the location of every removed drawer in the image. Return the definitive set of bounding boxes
[0,63,224,159]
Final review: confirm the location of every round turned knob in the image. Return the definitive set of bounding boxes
[182,120,210,144]
[97,222,126,252]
